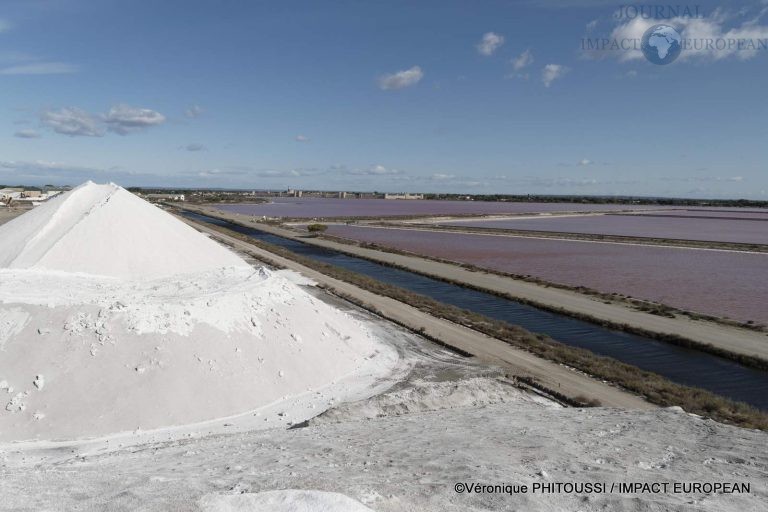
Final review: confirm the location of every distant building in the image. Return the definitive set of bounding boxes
[384,193,424,200]
[145,193,186,202]
[338,191,348,199]
[1,189,61,207]
[0,188,23,204]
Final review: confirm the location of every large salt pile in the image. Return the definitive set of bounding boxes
[0,182,391,442]
[0,182,247,278]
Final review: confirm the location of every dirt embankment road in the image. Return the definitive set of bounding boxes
[182,214,652,410]
[197,206,768,362]
[0,208,25,226]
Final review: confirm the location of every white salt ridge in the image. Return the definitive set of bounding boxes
[0,181,248,279]
[0,182,395,442]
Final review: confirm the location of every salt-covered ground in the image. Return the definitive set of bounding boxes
[1,361,765,511]
[1,301,765,511]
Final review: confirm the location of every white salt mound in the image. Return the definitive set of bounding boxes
[0,182,390,442]
[0,181,247,278]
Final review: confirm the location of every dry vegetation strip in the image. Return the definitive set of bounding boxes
[197,219,768,430]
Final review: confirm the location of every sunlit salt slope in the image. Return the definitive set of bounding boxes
[0,182,390,442]
[0,181,247,278]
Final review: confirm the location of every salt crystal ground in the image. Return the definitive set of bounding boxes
[199,490,376,511]
[2,369,766,511]
[0,183,766,511]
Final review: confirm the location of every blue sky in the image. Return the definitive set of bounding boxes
[1,0,767,198]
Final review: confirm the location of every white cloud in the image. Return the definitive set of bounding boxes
[511,49,534,70]
[345,164,404,176]
[586,19,599,31]
[0,159,132,185]
[477,32,505,56]
[608,17,664,62]
[40,107,104,137]
[0,51,35,64]
[512,176,602,188]
[0,62,78,75]
[578,158,593,166]
[185,105,203,118]
[420,173,485,187]
[0,22,80,76]
[182,143,206,152]
[195,165,408,181]
[14,129,41,139]
[661,175,745,183]
[607,8,768,62]
[378,66,424,91]
[256,169,326,178]
[104,105,166,135]
[40,105,166,137]
[0,160,212,187]
[197,168,248,178]
[377,66,424,90]
[370,165,400,175]
[295,134,310,142]
[542,64,569,87]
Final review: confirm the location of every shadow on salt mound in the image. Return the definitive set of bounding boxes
[311,377,560,426]
[199,490,374,512]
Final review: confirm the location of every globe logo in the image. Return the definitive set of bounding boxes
[641,24,683,65]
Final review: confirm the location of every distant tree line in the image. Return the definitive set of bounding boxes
[103,187,768,209]
[421,193,768,208]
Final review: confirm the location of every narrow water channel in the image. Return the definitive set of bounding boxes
[184,212,768,410]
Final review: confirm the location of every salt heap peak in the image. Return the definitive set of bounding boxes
[0,181,248,279]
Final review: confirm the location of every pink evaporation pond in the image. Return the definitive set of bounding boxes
[443,214,768,244]
[217,198,674,219]
[325,225,768,324]
[633,210,768,220]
